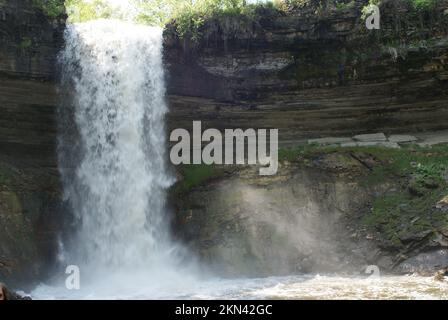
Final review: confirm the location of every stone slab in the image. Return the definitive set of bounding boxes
[417,135,448,147]
[388,135,418,143]
[340,142,359,148]
[353,133,387,142]
[308,137,353,145]
[341,141,400,149]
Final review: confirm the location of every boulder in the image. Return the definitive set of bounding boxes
[0,283,31,300]
[396,249,448,275]
[436,195,448,212]
[434,268,448,282]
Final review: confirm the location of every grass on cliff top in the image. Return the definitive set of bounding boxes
[280,143,448,177]
[45,0,442,41]
[176,143,448,193]
[63,0,278,40]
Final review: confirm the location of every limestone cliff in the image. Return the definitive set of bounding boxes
[1,0,448,285]
[164,0,448,143]
[0,0,65,164]
[0,0,65,287]
[164,0,448,276]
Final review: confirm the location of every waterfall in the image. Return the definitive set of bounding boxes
[58,19,177,277]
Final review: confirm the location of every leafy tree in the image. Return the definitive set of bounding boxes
[65,0,114,22]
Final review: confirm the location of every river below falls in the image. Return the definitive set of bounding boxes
[30,274,448,300]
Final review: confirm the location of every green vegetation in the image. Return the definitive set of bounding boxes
[280,143,448,183]
[165,0,263,41]
[361,0,438,21]
[65,0,113,22]
[33,0,65,18]
[364,182,447,249]
[362,146,448,249]
[278,144,311,162]
[335,0,355,11]
[406,0,436,10]
[17,37,32,49]
[61,0,444,41]
[64,0,274,40]
[169,0,443,42]
[360,0,442,47]
[64,0,262,24]
[283,0,432,13]
[175,163,222,194]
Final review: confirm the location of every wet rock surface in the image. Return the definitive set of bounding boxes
[397,249,448,275]
[172,155,378,276]
[436,195,448,212]
[0,282,31,300]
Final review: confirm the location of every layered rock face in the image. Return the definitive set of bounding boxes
[0,0,64,165]
[0,0,65,287]
[166,0,448,274]
[164,0,448,142]
[173,162,381,276]
[173,147,448,277]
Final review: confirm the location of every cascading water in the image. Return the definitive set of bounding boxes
[31,19,202,298]
[59,20,173,271]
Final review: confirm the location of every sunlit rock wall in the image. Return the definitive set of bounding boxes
[164,0,448,143]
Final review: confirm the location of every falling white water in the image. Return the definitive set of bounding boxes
[54,19,192,287]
